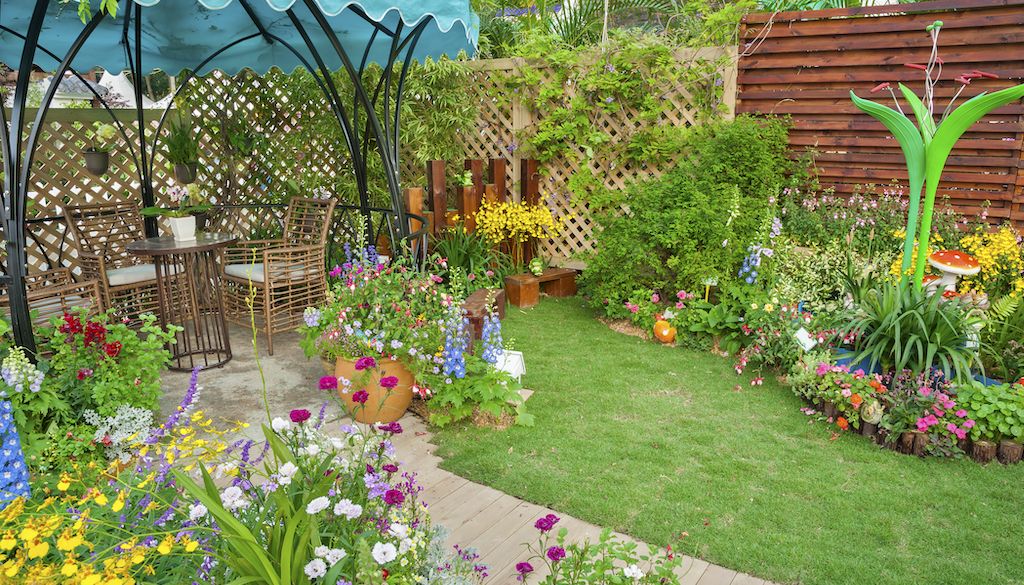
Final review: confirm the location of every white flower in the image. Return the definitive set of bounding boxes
[271,417,291,433]
[188,503,207,522]
[329,437,345,450]
[398,538,413,555]
[372,542,398,565]
[333,499,362,520]
[315,545,330,557]
[306,496,330,515]
[278,461,299,486]
[324,548,347,566]
[624,564,645,579]
[220,486,248,511]
[304,558,327,579]
[302,443,321,457]
[389,523,409,539]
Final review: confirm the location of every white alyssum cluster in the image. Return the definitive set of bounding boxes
[220,485,249,512]
[304,544,348,578]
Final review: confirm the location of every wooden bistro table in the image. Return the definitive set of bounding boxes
[127,233,238,371]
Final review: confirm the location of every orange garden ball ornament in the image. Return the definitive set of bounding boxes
[653,320,676,344]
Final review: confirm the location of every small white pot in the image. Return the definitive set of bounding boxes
[495,350,525,383]
[168,215,196,241]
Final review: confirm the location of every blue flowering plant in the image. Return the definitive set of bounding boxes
[299,247,455,381]
[417,305,532,428]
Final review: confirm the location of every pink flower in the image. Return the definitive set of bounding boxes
[916,419,930,432]
[841,388,852,398]
[918,386,932,397]
[815,363,830,376]
[676,301,685,309]
[329,265,343,277]
[626,302,639,314]
[319,376,338,390]
[943,400,956,410]
[352,390,369,404]
[751,377,764,386]
[380,376,399,389]
[963,419,976,429]
[355,356,377,371]
[946,422,958,434]
[955,409,967,417]
[290,409,311,423]
[954,428,967,440]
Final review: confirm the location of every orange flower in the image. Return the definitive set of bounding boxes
[836,417,849,431]
[869,379,886,394]
[850,393,863,409]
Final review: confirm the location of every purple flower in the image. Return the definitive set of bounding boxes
[378,421,403,434]
[382,463,399,473]
[290,409,311,423]
[383,489,405,506]
[352,390,369,404]
[380,376,399,389]
[534,513,560,532]
[515,561,534,576]
[355,356,377,371]
[329,265,343,278]
[319,376,338,390]
[546,546,566,563]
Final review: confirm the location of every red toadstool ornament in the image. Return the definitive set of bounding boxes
[920,273,941,293]
[927,250,980,292]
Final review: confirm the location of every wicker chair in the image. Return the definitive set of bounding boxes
[222,197,337,354]
[0,268,103,329]
[64,201,164,319]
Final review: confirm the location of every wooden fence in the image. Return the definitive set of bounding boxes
[738,0,1024,224]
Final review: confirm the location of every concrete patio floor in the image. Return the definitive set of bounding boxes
[158,324,772,585]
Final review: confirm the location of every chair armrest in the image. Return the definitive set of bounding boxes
[76,250,103,280]
[224,239,286,265]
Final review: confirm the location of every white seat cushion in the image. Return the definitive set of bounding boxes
[105,263,180,286]
[224,262,310,284]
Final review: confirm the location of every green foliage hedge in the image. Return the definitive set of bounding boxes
[579,115,794,316]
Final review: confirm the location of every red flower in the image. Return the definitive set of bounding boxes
[76,368,93,381]
[59,312,83,334]
[102,341,122,358]
[836,417,849,431]
[973,69,999,79]
[955,76,972,86]
[289,409,311,424]
[84,321,107,346]
[380,376,399,389]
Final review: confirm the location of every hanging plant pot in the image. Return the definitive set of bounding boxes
[83,150,109,176]
[174,163,199,184]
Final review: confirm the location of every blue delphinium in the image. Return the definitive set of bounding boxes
[737,244,774,285]
[442,306,469,379]
[480,313,503,365]
[0,400,30,507]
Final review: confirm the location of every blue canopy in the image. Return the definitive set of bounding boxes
[0,0,479,74]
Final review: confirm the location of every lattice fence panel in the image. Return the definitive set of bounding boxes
[464,49,737,267]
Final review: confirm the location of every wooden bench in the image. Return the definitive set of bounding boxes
[504,268,577,308]
[462,287,507,340]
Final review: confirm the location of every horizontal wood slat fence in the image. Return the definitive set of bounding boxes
[739,0,1024,224]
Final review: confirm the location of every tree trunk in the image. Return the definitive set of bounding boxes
[972,440,997,464]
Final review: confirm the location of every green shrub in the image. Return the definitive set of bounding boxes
[957,380,1024,443]
[580,115,793,316]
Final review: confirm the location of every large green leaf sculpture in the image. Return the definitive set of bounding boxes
[849,22,1024,289]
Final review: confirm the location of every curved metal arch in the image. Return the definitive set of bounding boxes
[0,25,144,174]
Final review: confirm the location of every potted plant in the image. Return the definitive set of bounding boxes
[141,183,212,241]
[165,117,200,184]
[299,243,454,423]
[82,122,116,175]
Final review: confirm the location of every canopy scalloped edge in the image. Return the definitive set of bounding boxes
[130,0,479,41]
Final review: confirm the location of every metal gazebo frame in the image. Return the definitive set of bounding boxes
[1,0,444,353]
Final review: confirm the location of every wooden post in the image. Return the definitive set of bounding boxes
[405,187,424,256]
[520,159,541,265]
[489,158,507,200]
[426,161,447,235]
[457,185,477,232]
[484,184,499,204]
[521,158,540,205]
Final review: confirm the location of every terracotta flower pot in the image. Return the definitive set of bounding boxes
[336,357,414,424]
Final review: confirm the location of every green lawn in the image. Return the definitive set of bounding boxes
[434,298,1024,585]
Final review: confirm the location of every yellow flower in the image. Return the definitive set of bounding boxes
[93,492,109,507]
[61,560,79,576]
[57,474,72,492]
[82,575,103,585]
[111,491,126,513]
[57,529,84,551]
[157,535,174,555]
[27,540,49,559]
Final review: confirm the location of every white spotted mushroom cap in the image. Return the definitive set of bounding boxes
[928,250,981,276]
